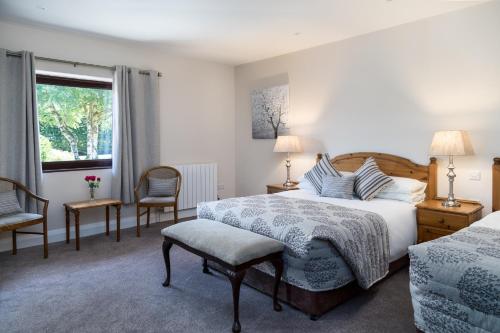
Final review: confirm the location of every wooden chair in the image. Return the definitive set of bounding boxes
[0,177,49,258]
[134,166,181,237]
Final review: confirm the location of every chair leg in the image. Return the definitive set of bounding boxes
[174,204,178,224]
[136,204,141,237]
[228,270,246,333]
[146,208,150,228]
[162,240,173,287]
[43,218,48,259]
[12,231,17,255]
[270,259,283,311]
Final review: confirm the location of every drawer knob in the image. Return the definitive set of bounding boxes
[438,219,445,224]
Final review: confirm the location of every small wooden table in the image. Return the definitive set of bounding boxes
[64,198,122,250]
[266,183,299,194]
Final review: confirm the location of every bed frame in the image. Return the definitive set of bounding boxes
[493,157,500,212]
[234,152,438,320]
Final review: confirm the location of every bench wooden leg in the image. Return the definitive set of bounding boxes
[228,270,246,333]
[146,208,150,228]
[162,241,173,287]
[202,258,210,274]
[271,259,283,312]
[12,231,17,255]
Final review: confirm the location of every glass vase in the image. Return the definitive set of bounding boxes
[89,187,95,201]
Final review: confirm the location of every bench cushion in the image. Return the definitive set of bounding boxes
[161,219,284,266]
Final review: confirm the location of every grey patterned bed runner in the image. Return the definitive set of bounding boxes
[409,226,500,333]
[197,194,390,289]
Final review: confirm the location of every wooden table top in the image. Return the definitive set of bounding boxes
[416,198,483,214]
[64,198,122,210]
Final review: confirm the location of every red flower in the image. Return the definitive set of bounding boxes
[89,176,96,181]
[84,176,90,182]
[96,177,101,182]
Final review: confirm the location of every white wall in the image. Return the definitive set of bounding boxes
[235,2,500,212]
[0,20,235,250]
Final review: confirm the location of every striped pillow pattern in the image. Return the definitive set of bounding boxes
[148,177,177,197]
[0,190,22,216]
[354,157,394,200]
[321,175,355,199]
[304,153,342,194]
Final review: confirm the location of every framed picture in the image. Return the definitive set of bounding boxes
[251,84,289,139]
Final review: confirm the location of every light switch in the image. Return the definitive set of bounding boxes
[468,171,481,181]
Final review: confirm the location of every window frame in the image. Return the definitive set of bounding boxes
[36,74,113,173]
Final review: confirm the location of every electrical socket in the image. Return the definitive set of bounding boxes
[468,171,481,181]
[218,184,225,190]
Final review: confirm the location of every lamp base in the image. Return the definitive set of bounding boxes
[441,199,461,208]
[282,180,295,188]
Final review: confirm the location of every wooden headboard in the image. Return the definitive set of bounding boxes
[317,152,437,200]
[493,158,500,212]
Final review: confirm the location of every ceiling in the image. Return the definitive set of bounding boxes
[0,0,487,65]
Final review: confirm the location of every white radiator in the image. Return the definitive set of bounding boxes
[174,163,218,210]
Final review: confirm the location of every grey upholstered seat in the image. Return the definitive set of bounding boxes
[161,219,284,266]
[140,196,175,204]
[0,213,43,227]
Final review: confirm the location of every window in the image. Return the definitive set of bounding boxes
[36,74,113,172]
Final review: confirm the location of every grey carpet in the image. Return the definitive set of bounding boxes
[0,222,415,333]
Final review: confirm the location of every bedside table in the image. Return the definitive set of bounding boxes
[267,183,299,194]
[416,199,483,243]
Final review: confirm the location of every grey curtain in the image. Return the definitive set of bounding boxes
[0,49,42,212]
[111,66,160,204]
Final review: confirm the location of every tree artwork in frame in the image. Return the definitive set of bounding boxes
[251,84,289,139]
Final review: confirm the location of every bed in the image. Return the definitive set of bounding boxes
[409,158,500,333]
[198,152,437,318]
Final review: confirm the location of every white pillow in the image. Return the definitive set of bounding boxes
[378,176,427,195]
[376,191,426,204]
[297,176,317,194]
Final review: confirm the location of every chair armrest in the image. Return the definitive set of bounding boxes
[134,177,147,203]
[14,181,49,217]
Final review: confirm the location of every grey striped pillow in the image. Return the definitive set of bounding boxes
[304,153,342,194]
[148,177,177,197]
[354,157,394,200]
[0,190,22,216]
[321,175,355,199]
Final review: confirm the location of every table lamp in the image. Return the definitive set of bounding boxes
[273,135,303,187]
[429,130,474,207]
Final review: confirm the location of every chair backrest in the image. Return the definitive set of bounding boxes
[0,178,16,193]
[0,177,27,212]
[138,166,182,198]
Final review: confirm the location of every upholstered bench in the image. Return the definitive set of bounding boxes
[161,219,284,333]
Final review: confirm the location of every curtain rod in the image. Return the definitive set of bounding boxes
[6,50,162,77]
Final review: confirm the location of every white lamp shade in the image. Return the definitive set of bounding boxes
[429,130,474,156]
[273,135,303,153]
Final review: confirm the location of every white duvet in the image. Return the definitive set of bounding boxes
[277,189,417,262]
[473,210,500,230]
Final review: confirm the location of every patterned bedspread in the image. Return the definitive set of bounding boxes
[197,194,390,289]
[408,226,500,333]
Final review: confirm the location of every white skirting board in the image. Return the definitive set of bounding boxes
[0,208,196,253]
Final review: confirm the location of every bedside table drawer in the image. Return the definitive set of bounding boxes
[418,226,453,243]
[417,210,469,231]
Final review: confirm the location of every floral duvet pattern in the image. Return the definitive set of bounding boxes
[408,226,500,333]
[197,194,390,289]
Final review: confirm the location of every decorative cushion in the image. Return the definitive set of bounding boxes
[321,175,355,199]
[148,177,177,197]
[161,219,284,266]
[354,157,394,200]
[304,153,342,194]
[0,213,43,228]
[140,196,175,204]
[0,190,22,216]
